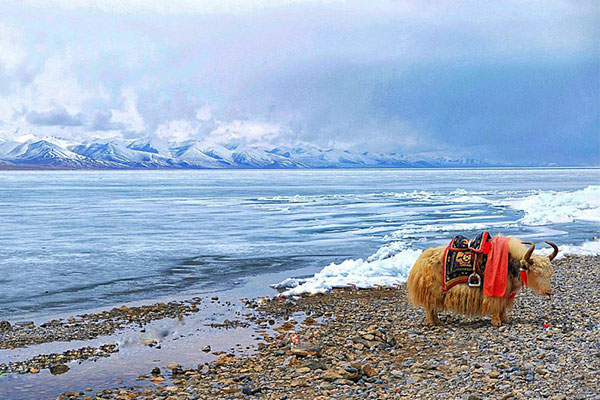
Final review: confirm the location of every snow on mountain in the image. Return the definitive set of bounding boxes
[0,135,497,169]
[170,141,235,168]
[1,140,109,169]
[227,143,304,168]
[127,137,171,156]
[71,140,174,168]
[269,145,415,168]
[0,139,22,159]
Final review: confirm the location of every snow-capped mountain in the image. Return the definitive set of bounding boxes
[71,140,175,168]
[0,135,497,169]
[0,140,111,168]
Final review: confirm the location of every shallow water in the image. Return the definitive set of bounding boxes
[0,169,598,319]
[0,262,317,400]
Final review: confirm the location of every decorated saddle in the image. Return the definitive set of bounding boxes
[442,231,492,291]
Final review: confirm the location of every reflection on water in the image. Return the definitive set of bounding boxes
[0,265,304,400]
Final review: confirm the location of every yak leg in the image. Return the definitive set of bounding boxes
[491,313,502,327]
[425,308,441,325]
[500,309,510,322]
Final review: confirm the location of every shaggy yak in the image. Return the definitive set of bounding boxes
[407,236,558,326]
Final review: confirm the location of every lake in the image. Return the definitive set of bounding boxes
[1,168,598,319]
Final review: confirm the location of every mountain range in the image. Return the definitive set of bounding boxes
[0,136,494,169]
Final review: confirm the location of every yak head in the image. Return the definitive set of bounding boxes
[519,241,559,297]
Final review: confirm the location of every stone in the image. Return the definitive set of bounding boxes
[291,344,321,357]
[280,321,296,331]
[223,386,237,394]
[166,363,180,370]
[322,370,343,382]
[0,321,11,332]
[50,364,70,375]
[242,385,262,395]
[362,365,377,377]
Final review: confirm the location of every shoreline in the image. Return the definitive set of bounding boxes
[1,255,599,399]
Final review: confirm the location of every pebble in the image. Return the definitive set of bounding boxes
[0,299,202,350]
[42,256,600,399]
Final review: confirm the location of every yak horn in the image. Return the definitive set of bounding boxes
[521,241,535,264]
[545,241,559,261]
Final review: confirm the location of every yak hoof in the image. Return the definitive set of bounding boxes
[491,317,502,327]
[501,314,510,323]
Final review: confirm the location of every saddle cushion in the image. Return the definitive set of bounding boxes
[442,232,491,291]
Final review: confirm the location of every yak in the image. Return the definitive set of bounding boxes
[407,238,558,326]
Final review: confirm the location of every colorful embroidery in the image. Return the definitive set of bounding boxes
[442,232,492,291]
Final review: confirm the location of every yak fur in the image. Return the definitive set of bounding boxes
[407,237,555,326]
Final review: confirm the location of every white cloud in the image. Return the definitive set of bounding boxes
[195,104,212,121]
[12,51,94,115]
[0,24,26,71]
[0,47,98,133]
[154,116,282,144]
[0,98,14,123]
[16,0,344,14]
[110,87,146,132]
[155,119,196,142]
[208,120,281,144]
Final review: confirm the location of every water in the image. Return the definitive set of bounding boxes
[0,169,598,319]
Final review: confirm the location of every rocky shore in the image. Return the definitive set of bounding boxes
[0,298,203,350]
[2,256,599,399]
[0,344,119,375]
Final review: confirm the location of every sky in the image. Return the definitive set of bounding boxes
[0,0,598,165]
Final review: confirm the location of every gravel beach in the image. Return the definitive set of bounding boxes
[2,255,599,399]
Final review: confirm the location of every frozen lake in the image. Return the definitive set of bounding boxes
[1,168,598,319]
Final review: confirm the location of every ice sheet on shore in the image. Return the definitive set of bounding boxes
[499,185,600,225]
[538,238,600,259]
[278,242,422,295]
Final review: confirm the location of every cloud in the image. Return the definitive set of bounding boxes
[155,119,197,142]
[25,107,84,126]
[15,0,344,15]
[110,87,146,133]
[26,53,95,114]
[208,120,282,145]
[0,24,26,72]
[0,0,597,164]
[0,97,14,122]
[87,110,126,131]
[195,104,212,122]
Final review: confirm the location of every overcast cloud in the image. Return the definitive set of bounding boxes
[0,0,597,164]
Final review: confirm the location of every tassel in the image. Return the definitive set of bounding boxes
[520,269,527,288]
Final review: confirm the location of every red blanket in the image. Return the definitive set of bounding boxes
[483,236,510,297]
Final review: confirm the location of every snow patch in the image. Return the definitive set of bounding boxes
[270,277,305,290]
[278,242,422,295]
